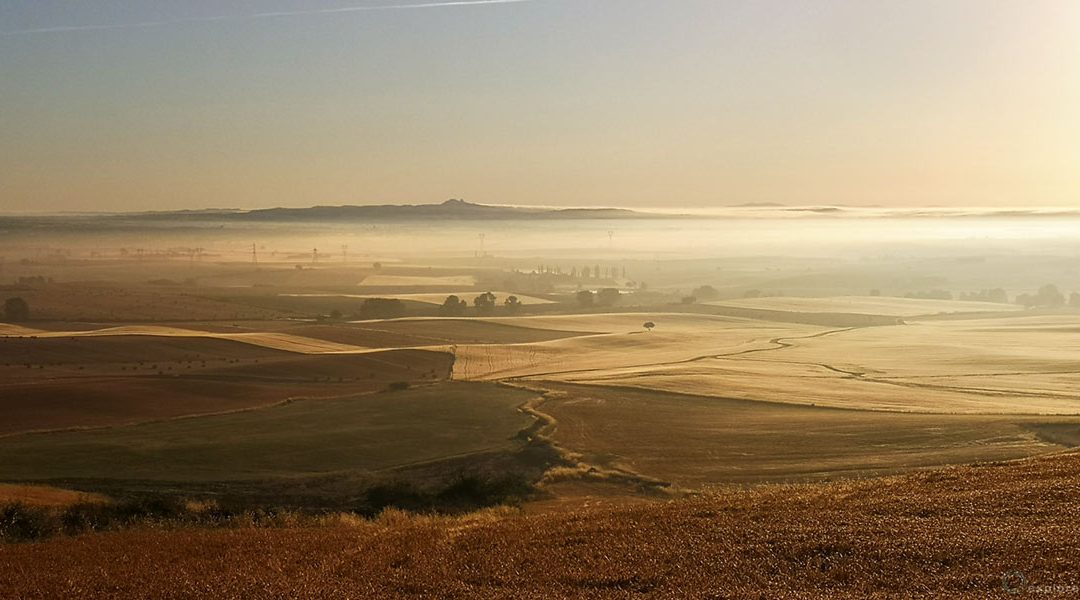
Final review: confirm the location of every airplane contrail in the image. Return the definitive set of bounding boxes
[0,0,539,37]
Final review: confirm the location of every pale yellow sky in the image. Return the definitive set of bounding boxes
[1,0,1078,212]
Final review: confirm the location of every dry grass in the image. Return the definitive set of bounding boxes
[0,484,106,508]
[3,452,1079,598]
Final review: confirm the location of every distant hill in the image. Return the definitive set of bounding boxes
[130,200,670,222]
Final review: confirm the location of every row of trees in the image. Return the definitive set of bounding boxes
[535,265,627,280]
[900,285,1079,308]
[1016,284,1080,308]
[440,293,523,316]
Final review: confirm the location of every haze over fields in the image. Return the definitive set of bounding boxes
[3,204,1080,596]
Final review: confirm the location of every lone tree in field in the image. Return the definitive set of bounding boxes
[576,290,595,307]
[643,321,655,332]
[440,295,467,316]
[504,295,522,313]
[3,297,29,322]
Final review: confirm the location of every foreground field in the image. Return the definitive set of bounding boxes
[4,451,1078,598]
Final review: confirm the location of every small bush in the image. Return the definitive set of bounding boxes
[0,504,55,542]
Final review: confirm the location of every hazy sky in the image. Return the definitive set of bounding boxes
[1,0,1078,212]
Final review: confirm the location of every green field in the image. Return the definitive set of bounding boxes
[0,382,536,483]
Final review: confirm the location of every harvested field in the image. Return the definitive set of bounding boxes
[3,451,1079,598]
[358,274,477,287]
[282,291,554,305]
[454,314,822,380]
[478,312,765,334]
[520,313,1080,414]
[710,295,1023,317]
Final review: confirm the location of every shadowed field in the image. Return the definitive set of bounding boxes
[531,382,1080,486]
[3,451,1078,599]
[0,382,535,483]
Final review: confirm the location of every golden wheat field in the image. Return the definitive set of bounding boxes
[521,313,1080,414]
[3,451,1078,599]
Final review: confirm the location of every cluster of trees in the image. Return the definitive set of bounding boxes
[576,288,621,307]
[3,297,29,322]
[681,285,720,304]
[904,290,954,301]
[958,288,1009,303]
[439,293,523,316]
[536,265,627,281]
[903,285,1080,309]
[357,298,406,319]
[741,289,785,299]
[1015,284,1079,308]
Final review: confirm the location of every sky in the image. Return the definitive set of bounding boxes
[1,0,1078,212]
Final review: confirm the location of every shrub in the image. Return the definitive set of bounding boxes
[2,297,30,322]
[0,504,55,542]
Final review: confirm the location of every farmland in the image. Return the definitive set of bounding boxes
[5,224,1080,597]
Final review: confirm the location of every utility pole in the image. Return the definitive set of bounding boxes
[342,244,348,263]
[251,243,258,266]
